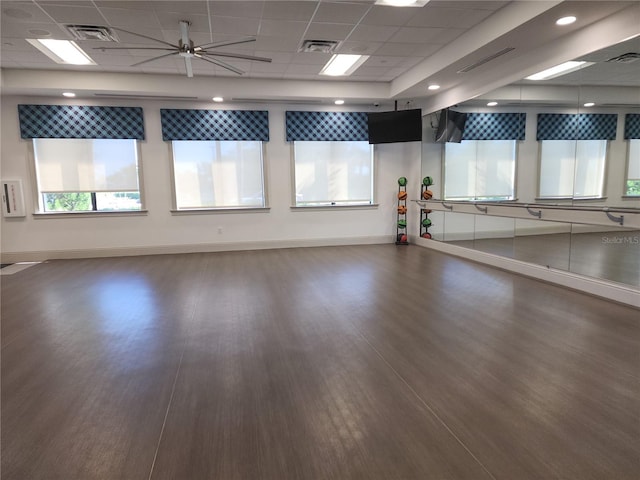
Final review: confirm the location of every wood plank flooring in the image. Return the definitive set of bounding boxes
[2,245,638,479]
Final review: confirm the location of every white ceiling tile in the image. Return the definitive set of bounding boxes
[286,63,324,74]
[389,26,460,44]
[406,6,493,29]
[427,1,507,11]
[258,19,308,38]
[0,21,69,40]
[261,1,318,21]
[254,35,303,52]
[335,40,383,55]
[304,22,355,41]
[98,7,162,30]
[255,50,294,63]
[209,1,265,19]
[37,5,106,24]
[1,2,56,23]
[312,2,371,24]
[360,5,415,26]
[210,16,260,36]
[249,61,288,73]
[363,55,405,67]
[146,1,208,14]
[291,52,333,65]
[373,41,440,56]
[347,24,398,43]
[351,65,393,76]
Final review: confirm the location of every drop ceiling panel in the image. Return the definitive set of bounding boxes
[360,6,415,26]
[155,12,211,32]
[1,2,57,23]
[261,1,318,21]
[258,19,308,38]
[348,24,400,43]
[36,5,107,24]
[406,7,494,28]
[209,1,265,18]
[98,7,162,29]
[312,2,371,24]
[305,22,355,40]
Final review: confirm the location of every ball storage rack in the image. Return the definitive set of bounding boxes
[420,176,434,239]
[396,177,409,245]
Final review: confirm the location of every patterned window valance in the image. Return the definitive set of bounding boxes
[462,113,525,140]
[160,109,269,141]
[624,114,640,140]
[286,111,368,141]
[537,113,617,140]
[18,105,145,139]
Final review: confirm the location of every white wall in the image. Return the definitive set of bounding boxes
[0,96,421,261]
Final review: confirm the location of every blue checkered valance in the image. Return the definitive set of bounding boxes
[537,113,617,140]
[462,113,525,140]
[286,111,368,141]
[18,104,145,139]
[160,109,268,141]
[624,114,640,139]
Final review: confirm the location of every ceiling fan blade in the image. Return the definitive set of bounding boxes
[109,26,178,49]
[93,47,176,51]
[194,53,244,75]
[184,56,194,78]
[200,51,272,63]
[195,38,256,50]
[131,52,178,67]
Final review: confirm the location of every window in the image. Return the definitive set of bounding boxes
[443,140,516,201]
[626,139,640,196]
[293,141,373,206]
[171,140,264,209]
[33,138,141,212]
[539,140,607,199]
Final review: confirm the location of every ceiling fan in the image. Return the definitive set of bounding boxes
[95,21,272,77]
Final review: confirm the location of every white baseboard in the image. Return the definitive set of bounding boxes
[415,237,640,309]
[0,235,393,263]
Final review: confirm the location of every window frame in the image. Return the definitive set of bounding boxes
[442,139,518,202]
[30,138,146,215]
[624,138,640,197]
[290,140,376,208]
[537,139,609,201]
[168,139,269,213]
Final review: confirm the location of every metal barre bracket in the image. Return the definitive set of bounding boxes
[604,209,624,226]
[442,202,453,210]
[525,206,542,218]
[474,204,488,213]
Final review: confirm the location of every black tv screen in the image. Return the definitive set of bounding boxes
[367,109,422,144]
[435,108,467,143]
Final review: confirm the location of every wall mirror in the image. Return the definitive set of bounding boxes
[421,33,640,288]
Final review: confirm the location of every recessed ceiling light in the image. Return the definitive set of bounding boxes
[556,16,576,26]
[525,61,594,80]
[334,99,345,105]
[375,0,430,6]
[319,54,369,76]
[487,101,498,106]
[212,97,224,102]
[62,92,76,98]
[428,84,440,90]
[26,38,95,65]
[583,102,595,107]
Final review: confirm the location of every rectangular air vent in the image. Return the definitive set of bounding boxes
[457,47,515,73]
[66,25,118,42]
[299,40,339,54]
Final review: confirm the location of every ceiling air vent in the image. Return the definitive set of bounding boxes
[65,25,118,42]
[457,47,515,73]
[606,52,640,64]
[299,40,339,54]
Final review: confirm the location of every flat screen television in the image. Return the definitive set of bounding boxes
[435,108,467,143]
[367,109,422,144]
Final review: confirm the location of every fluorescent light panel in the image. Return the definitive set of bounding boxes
[375,0,430,6]
[320,54,369,76]
[27,39,95,65]
[525,61,594,81]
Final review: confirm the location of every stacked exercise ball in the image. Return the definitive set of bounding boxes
[422,189,433,200]
[423,176,434,187]
[397,205,407,215]
[398,191,408,200]
[397,219,407,229]
[422,218,432,228]
[398,176,408,186]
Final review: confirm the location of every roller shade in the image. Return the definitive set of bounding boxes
[286,111,368,141]
[161,109,269,141]
[537,113,617,140]
[18,104,144,139]
[462,113,526,140]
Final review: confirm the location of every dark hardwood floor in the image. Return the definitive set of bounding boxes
[2,245,638,479]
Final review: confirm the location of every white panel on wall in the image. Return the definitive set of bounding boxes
[2,180,26,217]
